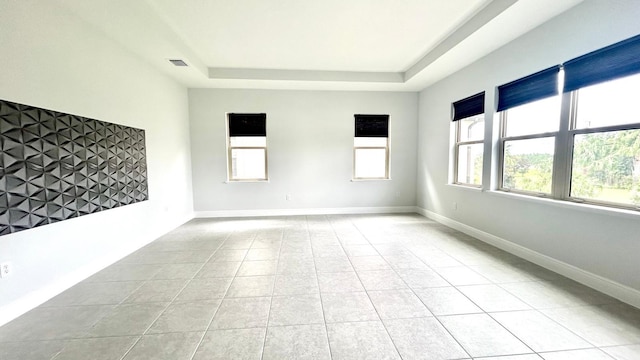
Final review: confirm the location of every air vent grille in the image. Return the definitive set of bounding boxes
[169,59,188,67]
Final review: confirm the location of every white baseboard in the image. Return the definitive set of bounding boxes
[0,212,194,327]
[416,207,640,309]
[196,206,418,218]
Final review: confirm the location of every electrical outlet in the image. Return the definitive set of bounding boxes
[286,194,292,201]
[0,262,12,278]
[452,202,458,211]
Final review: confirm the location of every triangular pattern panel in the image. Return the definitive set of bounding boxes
[0,99,148,235]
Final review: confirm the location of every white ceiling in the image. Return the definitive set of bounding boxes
[55,0,583,91]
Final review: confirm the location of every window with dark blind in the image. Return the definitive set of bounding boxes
[563,34,640,93]
[497,65,560,112]
[353,114,389,179]
[452,92,484,122]
[492,33,640,209]
[227,113,268,181]
[452,92,485,186]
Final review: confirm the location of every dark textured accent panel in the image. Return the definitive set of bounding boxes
[0,99,148,235]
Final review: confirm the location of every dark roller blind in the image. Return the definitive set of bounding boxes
[563,34,640,93]
[497,65,560,112]
[355,114,389,137]
[228,113,266,136]
[452,92,485,121]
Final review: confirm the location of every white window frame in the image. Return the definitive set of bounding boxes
[454,114,485,187]
[353,137,390,180]
[498,81,640,211]
[564,90,640,210]
[498,106,560,197]
[226,114,268,182]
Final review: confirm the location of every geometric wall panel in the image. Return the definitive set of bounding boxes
[0,99,148,236]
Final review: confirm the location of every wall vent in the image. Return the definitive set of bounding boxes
[169,59,188,67]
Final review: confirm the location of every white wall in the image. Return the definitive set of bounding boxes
[0,1,193,324]
[417,0,640,300]
[189,89,417,215]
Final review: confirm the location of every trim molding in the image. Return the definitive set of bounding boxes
[196,206,418,218]
[0,212,194,327]
[416,207,640,309]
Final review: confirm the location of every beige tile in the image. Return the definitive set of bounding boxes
[263,324,331,360]
[368,289,431,319]
[314,257,354,273]
[351,256,391,271]
[414,287,482,315]
[273,274,318,295]
[458,284,531,312]
[0,305,114,341]
[321,292,378,323]
[43,281,141,306]
[384,317,468,359]
[209,297,271,329]
[193,328,266,360]
[539,348,614,359]
[196,261,241,278]
[237,260,278,276]
[0,340,65,360]
[87,303,167,337]
[542,304,640,347]
[123,332,203,360]
[396,268,449,288]
[124,279,188,303]
[175,277,233,301]
[226,276,275,297]
[147,300,220,333]
[54,336,138,360]
[269,294,324,326]
[357,270,408,291]
[327,321,400,360]
[439,313,531,357]
[434,266,491,286]
[317,271,364,293]
[492,310,592,352]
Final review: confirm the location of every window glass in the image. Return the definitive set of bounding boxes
[504,96,561,137]
[354,148,387,178]
[230,148,266,180]
[456,143,483,185]
[458,115,484,142]
[354,116,389,180]
[354,137,387,147]
[574,73,640,129]
[571,129,640,206]
[230,137,266,147]
[502,137,555,194]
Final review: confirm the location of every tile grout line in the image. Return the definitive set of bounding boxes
[178,230,240,360]
[259,224,285,360]
[307,215,336,360]
[327,215,406,360]
[118,230,229,360]
[348,215,475,359]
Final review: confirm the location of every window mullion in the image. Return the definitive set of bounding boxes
[552,91,573,199]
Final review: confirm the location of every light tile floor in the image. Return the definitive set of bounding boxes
[1,214,640,359]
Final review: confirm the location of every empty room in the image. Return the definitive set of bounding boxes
[1,0,640,359]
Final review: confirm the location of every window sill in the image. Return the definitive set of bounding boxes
[351,178,392,182]
[447,183,483,191]
[486,190,640,220]
[224,179,270,183]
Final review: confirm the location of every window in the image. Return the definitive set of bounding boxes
[354,114,389,179]
[498,66,561,195]
[227,113,267,181]
[452,92,485,186]
[567,73,640,208]
[495,34,640,210]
